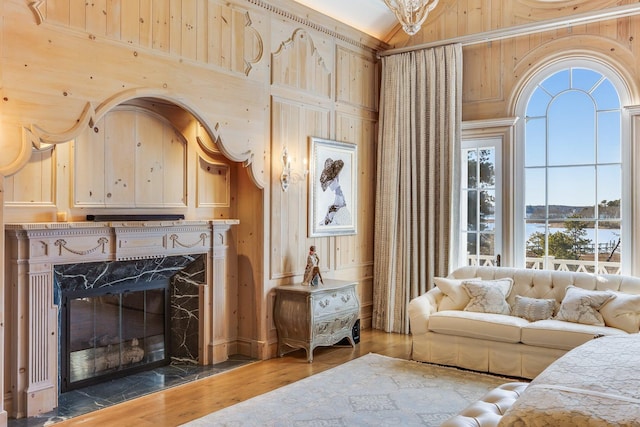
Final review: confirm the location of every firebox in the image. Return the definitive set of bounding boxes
[54,254,205,393]
[60,280,170,391]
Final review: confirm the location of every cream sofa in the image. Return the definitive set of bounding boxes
[409,266,640,379]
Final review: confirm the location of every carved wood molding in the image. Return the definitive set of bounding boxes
[246,0,386,53]
[6,220,239,264]
[0,128,34,176]
[28,1,45,25]
[54,237,109,256]
[170,233,209,249]
[272,29,332,97]
[243,12,265,76]
[22,87,256,175]
[196,122,224,157]
[28,1,264,77]
[516,0,616,10]
[28,102,95,148]
[196,120,255,168]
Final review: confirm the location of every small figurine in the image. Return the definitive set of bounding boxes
[302,245,324,286]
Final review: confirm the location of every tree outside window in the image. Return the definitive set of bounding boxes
[523,67,622,273]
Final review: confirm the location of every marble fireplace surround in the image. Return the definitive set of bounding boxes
[4,219,238,419]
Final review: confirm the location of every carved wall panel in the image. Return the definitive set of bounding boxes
[463,41,504,104]
[271,29,332,98]
[31,0,264,76]
[197,156,230,208]
[4,148,56,206]
[335,111,376,271]
[336,46,378,110]
[270,97,330,279]
[74,107,187,208]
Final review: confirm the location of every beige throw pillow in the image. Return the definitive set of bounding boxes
[434,277,479,311]
[462,279,513,315]
[600,292,640,333]
[555,286,613,326]
[512,295,556,322]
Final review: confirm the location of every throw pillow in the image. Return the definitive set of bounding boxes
[462,279,513,315]
[512,295,556,322]
[434,277,479,311]
[555,286,613,326]
[599,292,640,333]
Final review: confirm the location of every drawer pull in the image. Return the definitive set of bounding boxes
[341,295,351,303]
[319,299,330,308]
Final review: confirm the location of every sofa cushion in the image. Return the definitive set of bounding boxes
[521,319,627,351]
[600,292,640,333]
[512,296,556,322]
[463,279,513,315]
[434,277,480,311]
[555,286,613,326]
[429,310,528,343]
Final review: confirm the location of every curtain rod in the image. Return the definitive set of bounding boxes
[379,3,640,57]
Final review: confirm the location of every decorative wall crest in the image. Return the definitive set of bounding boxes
[272,29,332,98]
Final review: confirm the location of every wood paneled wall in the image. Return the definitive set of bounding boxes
[383,0,640,269]
[388,0,640,120]
[266,19,379,356]
[3,0,640,423]
[0,4,382,412]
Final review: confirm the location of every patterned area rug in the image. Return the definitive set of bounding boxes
[181,353,510,427]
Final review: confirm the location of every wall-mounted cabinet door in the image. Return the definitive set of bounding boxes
[74,107,187,208]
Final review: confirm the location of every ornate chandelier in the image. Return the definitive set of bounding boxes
[383,0,440,36]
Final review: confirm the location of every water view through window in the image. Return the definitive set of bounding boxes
[524,67,622,274]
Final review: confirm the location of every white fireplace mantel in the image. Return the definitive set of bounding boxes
[5,219,239,262]
[4,219,239,419]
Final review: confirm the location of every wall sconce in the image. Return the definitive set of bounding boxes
[280,146,308,192]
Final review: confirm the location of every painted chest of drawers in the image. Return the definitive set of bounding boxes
[274,280,359,362]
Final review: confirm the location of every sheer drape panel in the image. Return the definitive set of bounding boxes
[373,44,462,333]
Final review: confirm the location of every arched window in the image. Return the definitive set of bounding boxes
[516,61,629,274]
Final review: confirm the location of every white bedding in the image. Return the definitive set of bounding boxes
[499,334,640,426]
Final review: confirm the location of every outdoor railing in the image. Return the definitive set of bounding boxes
[467,255,621,275]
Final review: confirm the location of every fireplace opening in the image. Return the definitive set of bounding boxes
[61,280,170,392]
[54,254,205,394]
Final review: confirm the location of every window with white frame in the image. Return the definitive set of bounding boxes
[460,138,502,267]
[516,62,629,274]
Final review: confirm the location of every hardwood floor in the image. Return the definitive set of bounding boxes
[56,329,412,427]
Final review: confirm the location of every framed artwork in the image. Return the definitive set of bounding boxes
[308,137,357,237]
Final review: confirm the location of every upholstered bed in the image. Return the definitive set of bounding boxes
[498,334,640,426]
[444,334,640,426]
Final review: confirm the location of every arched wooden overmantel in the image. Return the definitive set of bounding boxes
[1,87,264,419]
[16,88,265,189]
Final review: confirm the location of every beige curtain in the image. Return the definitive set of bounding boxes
[373,44,462,334]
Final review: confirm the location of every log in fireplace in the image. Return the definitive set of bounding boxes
[60,280,169,391]
[55,255,203,392]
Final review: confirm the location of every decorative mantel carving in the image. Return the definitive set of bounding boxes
[54,237,109,256]
[4,219,239,419]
